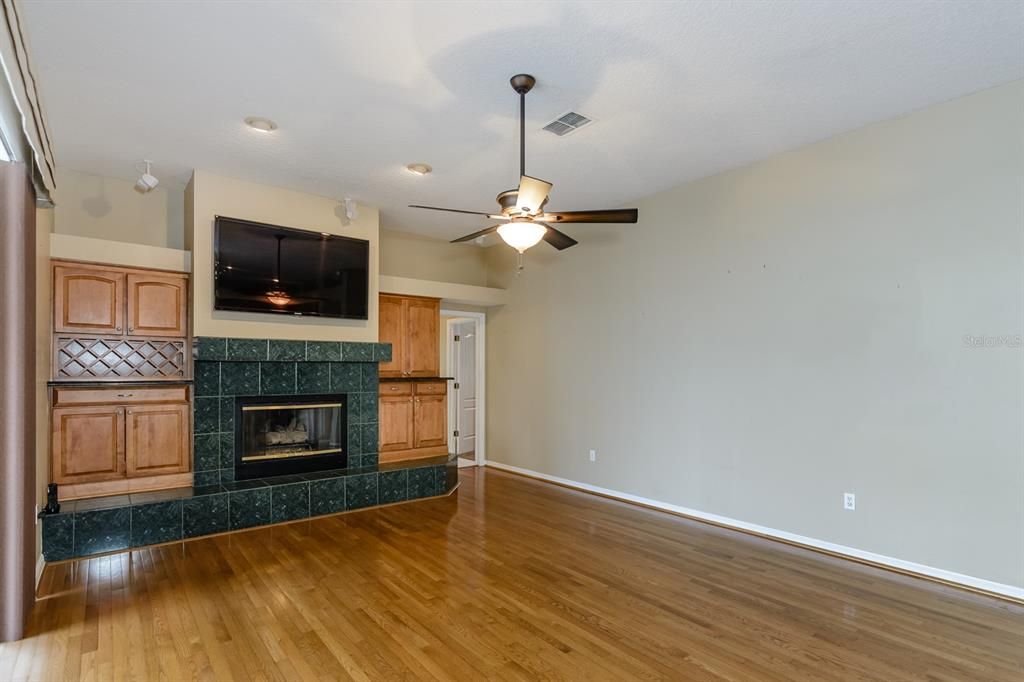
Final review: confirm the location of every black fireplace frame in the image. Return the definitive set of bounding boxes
[233,393,348,480]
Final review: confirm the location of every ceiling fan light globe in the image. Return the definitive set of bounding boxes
[497,222,546,253]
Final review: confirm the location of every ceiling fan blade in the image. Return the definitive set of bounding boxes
[409,205,509,221]
[409,204,493,217]
[539,223,578,251]
[516,175,552,214]
[538,208,639,224]
[450,225,501,244]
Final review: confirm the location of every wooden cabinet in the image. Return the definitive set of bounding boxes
[53,266,125,335]
[51,385,192,496]
[51,406,125,484]
[405,298,440,376]
[55,263,187,338]
[379,394,415,452]
[379,381,448,462]
[126,273,188,337]
[125,404,190,477]
[378,294,439,378]
[52,261,190,381]
[413,394,447,449]
[378,295,406,377]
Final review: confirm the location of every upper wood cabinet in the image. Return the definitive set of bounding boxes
[54,261,188,339]
[378,294,440,378]
[127,273,188,337]
[54,266,125,335]
[378,295,406,377]
[52,261,190,382]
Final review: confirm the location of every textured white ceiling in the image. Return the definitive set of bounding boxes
[19,0,1024,240]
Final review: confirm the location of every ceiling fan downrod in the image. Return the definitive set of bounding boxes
[510,74,535,179]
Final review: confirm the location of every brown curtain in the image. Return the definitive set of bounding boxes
[0,160,35,642]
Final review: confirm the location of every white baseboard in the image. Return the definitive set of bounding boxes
[35,553,45,591]
[485,461,1024,602]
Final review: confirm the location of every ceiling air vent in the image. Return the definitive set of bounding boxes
[542,111,592,137]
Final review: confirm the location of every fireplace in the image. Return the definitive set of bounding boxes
[234,394,347,479]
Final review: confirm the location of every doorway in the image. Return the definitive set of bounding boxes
[442,311,485,467]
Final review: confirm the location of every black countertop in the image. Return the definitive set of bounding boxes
[48,380,192,388]
[378,376,454,383]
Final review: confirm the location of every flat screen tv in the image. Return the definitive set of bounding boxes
[214,216,369,320]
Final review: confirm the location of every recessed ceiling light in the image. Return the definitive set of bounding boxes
[244,116,278,132]
[405,163,432,176]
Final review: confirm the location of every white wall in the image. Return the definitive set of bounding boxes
[186,170,380,341]
[485,81,1024,588]
[51,168,185,249]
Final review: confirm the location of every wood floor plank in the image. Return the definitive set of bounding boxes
[2,467,1021,681]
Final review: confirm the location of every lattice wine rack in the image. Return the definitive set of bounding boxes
[55,337,187,380]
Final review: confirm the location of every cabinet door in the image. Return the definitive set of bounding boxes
[378,295,406,378]
[413,394,447,449]
[405,297,440,377]
[51,406,125,484]
[125,403,190,477]
[53,266,125,334]
[379,394,415,452]
[127,273,187,337]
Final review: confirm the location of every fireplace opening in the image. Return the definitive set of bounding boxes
[234,393,347,480]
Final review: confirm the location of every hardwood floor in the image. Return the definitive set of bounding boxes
[3,467,1022,681]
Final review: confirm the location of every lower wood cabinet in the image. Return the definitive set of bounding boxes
[51,406,125,484]
[412,394,446,449]
[379,394,415,452]
[51,385,191,497]
[379,381,448,463]
[125,403,190,477]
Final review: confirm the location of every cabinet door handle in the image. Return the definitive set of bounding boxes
[115,326,121,332]
[116,393,134,398]
[127,410,132,415]
[128,327,134,332]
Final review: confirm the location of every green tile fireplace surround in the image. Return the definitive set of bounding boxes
[192,337,393,485]
[40,337,459,563]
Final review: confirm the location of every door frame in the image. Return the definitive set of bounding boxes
[442,310,486,467]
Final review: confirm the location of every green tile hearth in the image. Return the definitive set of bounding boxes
[41,458,455,562]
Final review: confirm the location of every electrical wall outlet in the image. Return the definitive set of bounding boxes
[589,449,597,462]
[843,493,856,511]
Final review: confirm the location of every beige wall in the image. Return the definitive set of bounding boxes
[50,234,191,272]
[484,81,1024,588]
[187,170,380,341]
[52,168,185,249]
[34,208,52,566]
[380,229,488,286]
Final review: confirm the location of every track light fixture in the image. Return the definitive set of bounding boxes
[134,160,159,193]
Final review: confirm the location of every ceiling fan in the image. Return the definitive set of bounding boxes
[409,74,638,255]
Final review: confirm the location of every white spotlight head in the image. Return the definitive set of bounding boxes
[134,160,159,193]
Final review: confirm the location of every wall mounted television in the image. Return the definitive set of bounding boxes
[214,216,370,320]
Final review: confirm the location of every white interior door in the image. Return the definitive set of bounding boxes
[451,320,477,458]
